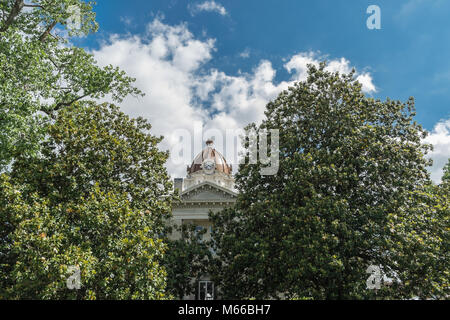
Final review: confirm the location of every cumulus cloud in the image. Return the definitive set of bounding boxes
[91,19,378,178]
[285,54,376,93]
[92,20,213,177]
[189,1,227,16]
[424,119,450,183]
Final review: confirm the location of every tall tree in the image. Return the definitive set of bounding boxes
[0,0,142,170]
[210,63,447,299]
[0,103,173,299]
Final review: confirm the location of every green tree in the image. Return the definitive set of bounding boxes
[442,159,450,185]
[210,63,447,299]
[11,102,171,213]
[0,178,168,299]
[163,224,212,300]
[389,185,449,299]
[0,103,173,299]
[0,0,142,170]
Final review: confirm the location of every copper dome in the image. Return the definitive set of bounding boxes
[187,140,232,175]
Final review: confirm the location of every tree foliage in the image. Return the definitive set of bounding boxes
[11,102,172,215]
[0,103,173,299]
[0,0,142,170]
[210,63,448,299]
[442,159,450,185]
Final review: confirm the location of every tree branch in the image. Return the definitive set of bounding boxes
[38,20,57,42]
[51,92,94,112]
[23,4,43,9]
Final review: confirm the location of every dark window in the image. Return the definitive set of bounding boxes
[198,281,214,300]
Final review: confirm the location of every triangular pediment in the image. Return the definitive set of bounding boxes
[180,181,237,203]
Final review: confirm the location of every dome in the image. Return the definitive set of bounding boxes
[187,139,232,175]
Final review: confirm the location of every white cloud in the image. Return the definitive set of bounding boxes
[285,53,377,93]
[356,73,376,93]
[91,19,378,178]
[424,119,450,183]
[239,48,250,58]
[190,1,227,16]
[92,20,213,177]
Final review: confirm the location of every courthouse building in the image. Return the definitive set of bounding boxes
[171,139,237,300]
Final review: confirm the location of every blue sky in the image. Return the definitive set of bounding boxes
[75,0,450,181]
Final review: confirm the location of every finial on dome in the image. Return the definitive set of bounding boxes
[206,138,214,147]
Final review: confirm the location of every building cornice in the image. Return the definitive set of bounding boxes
[181,180,237,198]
